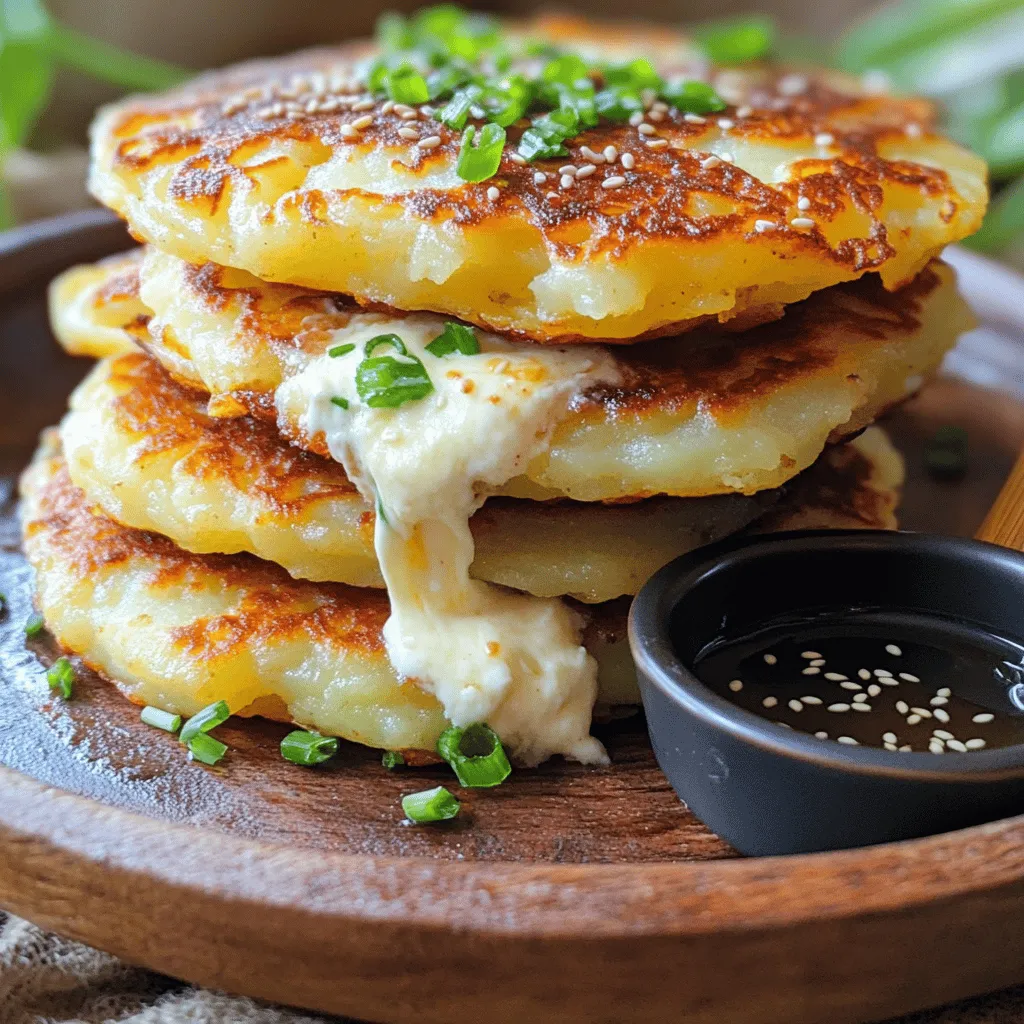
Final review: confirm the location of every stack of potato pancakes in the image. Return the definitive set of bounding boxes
[25,8,986,767]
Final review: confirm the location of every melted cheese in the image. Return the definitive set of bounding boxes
[276,316,620,765]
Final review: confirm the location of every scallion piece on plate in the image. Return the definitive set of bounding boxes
[402,785,461,823]
[281,729,339,766]
[187,733,228,766]
[331,396,350,409]
[426,321,479,357]
[356,334,433,408]
[382,750,405,770]
[329,343,355,358]
[660,80,727,114]
[385,64,430,105]
[24,612,45,637]
[456,123,506,182]
[46,656,75,699]
[179,699,230,745]
[141,706,182,733]
[436,723,512,788]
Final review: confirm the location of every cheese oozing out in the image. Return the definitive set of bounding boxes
[276,315,620,766]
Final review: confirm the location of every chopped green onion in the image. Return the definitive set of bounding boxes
[426,64,473,101]
[542,53,589,87]
[402,785,461,823]
[604,58,662,92]
[24,612,44,637]
[179,699,230,745]
[375,11,413,51]
[384,64,430,105]
[382,750,405,769]
[660,80,727,115]
[456,122,506,182]
[141,706,182,733]
[376,495,389,527]
[281,729,339,766]
[436,723,511,788]
[695,16,776,65]
[331,396,350,410]
[517,108,579,161]
[46,656,74,699]
[364,333,408,357]
[187,733,227,766]
[329,343,355,358]
[356,335,433,408]
[426,321,479,356]
[437,87,478,130]
[484,75,532,128]
[595,87,644,121]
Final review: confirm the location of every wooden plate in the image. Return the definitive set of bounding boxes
[2,211,1024,1024]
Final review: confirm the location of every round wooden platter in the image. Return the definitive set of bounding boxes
[2,212,1024,1024]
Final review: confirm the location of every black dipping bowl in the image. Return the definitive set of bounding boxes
[629,530,1024,856]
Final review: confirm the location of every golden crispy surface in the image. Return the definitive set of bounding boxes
[20,427,900,750]
[61,353,773,602]
[51,249,970,499]
[87,20,986,343]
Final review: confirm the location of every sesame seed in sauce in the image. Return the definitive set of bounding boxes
[486,186,500,202]
[790,217,815,229]
[718,118,735,130]
[628,112,645,126]
[558,164,576,175]
[778,74,808,96]
[867,684,882,697]
[883,732,897,744]
[896,701,909,715]
[648,109,665,121]
[729,679,743,692]
[837,736,858,746]
[417,135,441,149]
[886,644,903,656]
[509,152,527,165]
[933,708,950,723]
[937,687,951,697]
[973,713,995,723]
[966,738,987,750]
[857,669,871,680]
[874,669,893,678]
[397,126,419,140]
[380,100,395,114]
[340,124,359,139]
[802,666,821,675]
[815,731,828,739]
[684,113,707,124]
[929,739,945,754]
[736,105,753,118]
[576,163,597,178]
[763,696,778,708]
[720,152,735,162]
[560,174,574,189]
[763,653,778,665]
[533,171,547,185]
[906,123,922,138]
[604,145,618,162]
[351,98,374,112]
[580,146,605,163]
[810,659,826,667]
[911,707,933,718]
[801,696,823,705]
[906,714,922,725]
[646,139,669,149]
[814,132,835,146]
[637,123,656,136]
[602,176,626,189]
[840,681,862,691]
[797,196,812,211]
[754,220,776,232]
[701,155,722,169]
[788,699,804,712]
[824,672,847,681]
[947,739,968,753]
[619,152,635,170]
[899,672,921,683]
[827,704,850,713]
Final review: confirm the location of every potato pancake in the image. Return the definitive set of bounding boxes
[50,249,969,500]
[87,15,986,343]
[20,428,901,754]
[61,353,775,602]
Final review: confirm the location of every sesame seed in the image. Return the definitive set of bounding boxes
[815,731,828,739]
[604,145,618,162]
[509,152,527,165]
[646,139,669,149]
[880,677,900,687]
[575,163,597,178]
[721,152,735,163]
[896,701,909,715]
[628,112,645,126]
[906,123,922,138]
[558,164,577,175]
[790,217,815,229]
[763,696,778,708]
[874,669,893,678]
[736,105,753,118]
[852,703,871,712]
[827,703,850,713]
[580,146,605,163]
[398,126,419,139]
[907,714,922,725]
[867,684,882,697]
[788,699,804,712]
[966,738,987,750]
[351,99,374,112]
[930,696,948,706]
[883,732,897,744]
[602,176,626,189]
[814,132,835,146]
[929,740,945,754]
[340,124,359,139]
[380,100,395,114]
[801,696,823,705]
[840,681,862,691]
[837,736,858,746]
[802,666,821,675]
[352,114,374,130]
[797,196,812,211]
[560,174,575,189]
[973,713,995,724]
[911,708,933,719]
[933,729,954,740]
[486,186,500,201]
[728,679,743,692]
[886,644,903,656]
[824,672,848,681]
[417,135,441,149]
[899,672,921,683]
[620,152,635,170]
[937,687,951,697]
[947,739,968,753]
[779,74,808,96]
[652,100,669,113]
[763,653,778,665]
[546,192,558,200]
[718,118,735,130]
[810,659,826,667]
[701,155,722,169]
[898,745,912,752]
[755,220,776,232]
[933,708,950,723]
[533,172,547,184]
[684,113,706,124]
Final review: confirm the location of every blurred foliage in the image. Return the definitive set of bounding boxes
[0,0,187,226]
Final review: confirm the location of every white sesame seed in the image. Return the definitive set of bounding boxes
[801,696,823,705]
[546,192,558,200]
[351,98,375,112]
[790,217,815,229]
[899,673,920,683]
[929,740,945,754]
[874,669,892,677]
[602,176,626,188]
[840,681,862,691]
[883,732,897,744]
[533,172,547,185]
[810,659,826,667]
[398,126,420,139]
[815,731,828,739]
[824,672,848,681]
[351,114,374,130]
[560,174,575,189]
[880,677,900,687]
[417,135,441,149]
[763,653,778,665]
[885,644,903,656]
[340,124,359,139]
[646,138,669,149]
[911,708,933,718]
[868,684,882,697]
[827,703,850,713]
[852,703,871,712]
[755,220,777,233]
[788,699,804,712]
[628,112,645,126]
[779,74,808,96]
[380,100,395,114]
[620,152,635,170]
[814,132,835,147]
[684,113,706,124]
[559,164,577,175]
[729,679,744,692]
[907,714,922,725]
[701,155,722,169]
[509,152,527,165]
[906,123,922,138]
[933,729,954,740]
[763,696,778,708]
[947,739,968,753]
[721,152,735,163]
[798,196,812,211]
[486,186,500,201]
[718,118,735,130]
[966,738,987,750]
[603,145,618,162]
[575,163,597,178]
[580,146,605,163]
[802,651,823,660]
[736,105,753,118]
[896,701,909,715]
[973,713,995,724]
[837,736,858,745]
[930,696,948,706]
[652,100,669,113]
[937,687,951,697]
[802,666,821,675]
[933,708,950,723]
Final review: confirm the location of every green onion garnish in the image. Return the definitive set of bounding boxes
[384,64,430,105]
[179,699,230,745]
[426,321,479,357]
[376,495,389,527]
[281,729,339,766]
[24,612,44,637]
[436,722,511,788]
[141,706,182,733]
[604,58,662,92]
[329,343,355,358]
[382,750,405,769]
[695,15,776,65]
[517,108,578,161]
[356,334,434,408]
[661,80,727,114]
[46,656,75,699]
[402,785,461,823]
[187,733,227,766]
[542,53,589,87]
[456,122,506,182]
[331,396,350,410]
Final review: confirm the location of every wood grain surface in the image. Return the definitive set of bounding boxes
[2,212,1024,1024]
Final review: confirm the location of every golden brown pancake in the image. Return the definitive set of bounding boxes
[20,426,902,754]
[87,18,986,344]
[50,249,970,500]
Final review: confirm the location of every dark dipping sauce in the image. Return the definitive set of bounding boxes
[693,609,1024,753]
